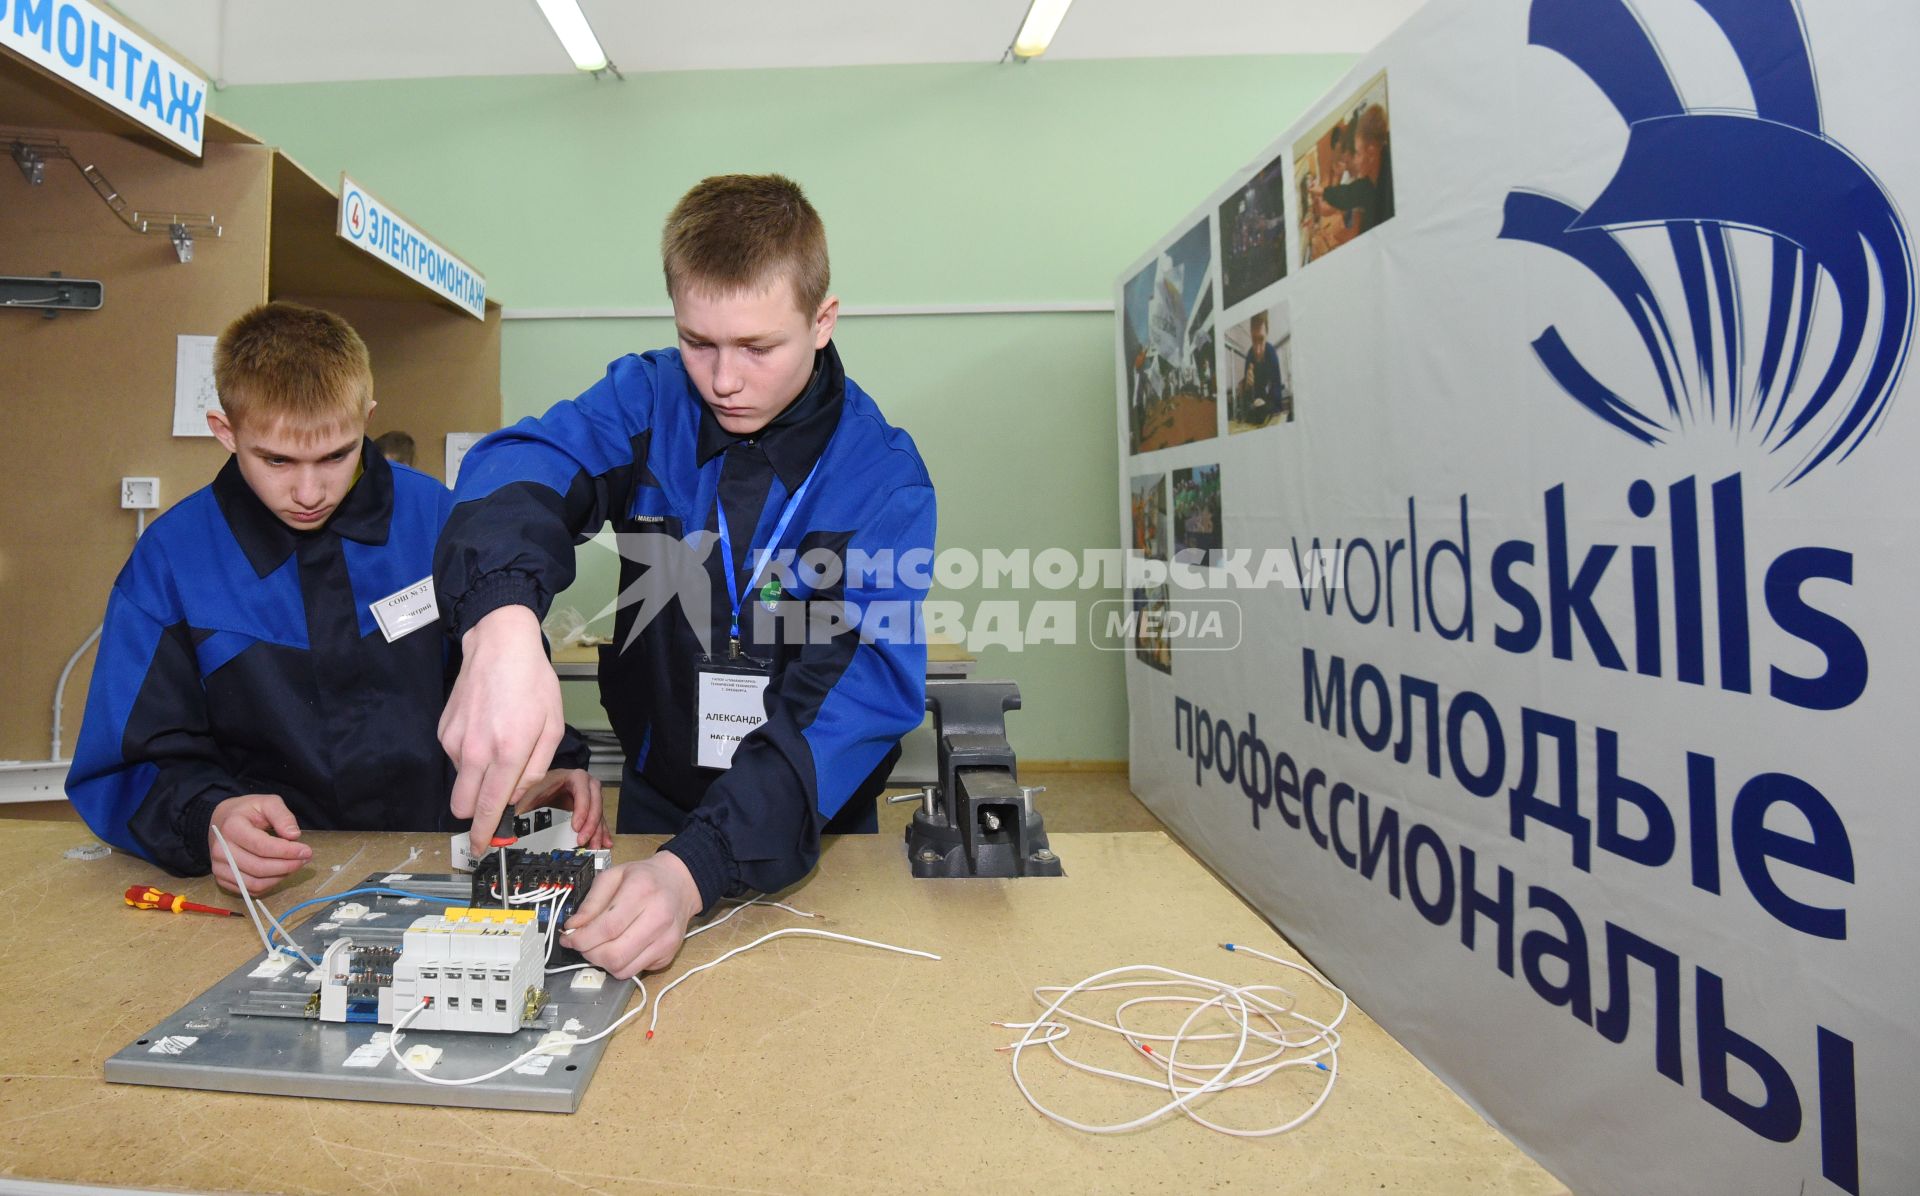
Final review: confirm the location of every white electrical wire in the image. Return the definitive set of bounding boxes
[49,625,101,762]
[996,944,1347,1137]
[541,888,568,963]
[385,979,648,1087]
[52,509,147,760]
[209,822,320,968]
[489,884,562,904]
[646,928,939,1039]
[683,895,821,941]
[388,905,937,1083]
[545,895,817,974]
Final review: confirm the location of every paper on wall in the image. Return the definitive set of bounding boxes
[173,335,220,437]
[446,432,485,487]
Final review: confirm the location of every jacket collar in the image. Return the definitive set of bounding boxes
[694,341,845,492]
[214,438,393,578]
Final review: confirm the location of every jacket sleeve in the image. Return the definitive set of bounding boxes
[553,723,594,772]
[435,355,660,636]
[65,580,245,876]
[662,482,936,908]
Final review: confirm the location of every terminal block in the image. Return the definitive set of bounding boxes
[449,807,579,871]
[374,908,548,1034]
[471,847,604,965]
[317,941,398,1024]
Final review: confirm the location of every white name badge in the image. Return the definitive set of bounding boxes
[697,670,771,770]
[369,577,439,643]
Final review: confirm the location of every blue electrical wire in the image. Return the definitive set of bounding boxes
[269,886,460,954]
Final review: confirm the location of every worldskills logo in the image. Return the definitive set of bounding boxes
[1499,0,1913,486]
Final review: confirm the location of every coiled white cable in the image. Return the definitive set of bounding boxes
[997,943,1347,1137]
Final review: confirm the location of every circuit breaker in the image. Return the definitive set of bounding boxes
[315,908,549,1034]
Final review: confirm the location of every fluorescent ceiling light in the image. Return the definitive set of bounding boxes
[534,0,609,72]
[1012,0,1075,59]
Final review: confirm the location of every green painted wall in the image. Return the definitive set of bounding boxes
[215,54,1355,759]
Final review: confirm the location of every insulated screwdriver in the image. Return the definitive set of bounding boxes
[124,884,239,916]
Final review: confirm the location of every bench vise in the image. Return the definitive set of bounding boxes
[893,678,1063,879]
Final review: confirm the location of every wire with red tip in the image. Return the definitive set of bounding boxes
[992,943,1347,1137]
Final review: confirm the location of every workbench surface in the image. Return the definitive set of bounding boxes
[0,822,1563,1194]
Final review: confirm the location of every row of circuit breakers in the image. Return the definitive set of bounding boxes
[316,818,602,1035]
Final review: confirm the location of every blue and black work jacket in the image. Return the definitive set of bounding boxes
[67,443,466,874]
[435,343,935,908]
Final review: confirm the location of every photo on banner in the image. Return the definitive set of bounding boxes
[1224,302,1295,433]
[1295,71,1394,267]
[1172,464,1222,558]
[1122,220,1218,454]
[1131,585,1173,674]
[1219,153,1290,309]
[1130,473,1169,559]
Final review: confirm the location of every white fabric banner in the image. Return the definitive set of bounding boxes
[1114,2,1917,1193]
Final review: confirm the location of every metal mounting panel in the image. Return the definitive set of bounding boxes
[104,873,636,1113]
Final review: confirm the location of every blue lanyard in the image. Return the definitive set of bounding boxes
[715,462,818,657]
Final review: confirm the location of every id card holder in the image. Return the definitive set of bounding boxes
[369,576,438,643]
[695,653,771,770]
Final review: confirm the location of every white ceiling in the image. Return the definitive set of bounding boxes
[107,0,1421,86]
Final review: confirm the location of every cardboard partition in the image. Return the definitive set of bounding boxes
[1,49,502,765]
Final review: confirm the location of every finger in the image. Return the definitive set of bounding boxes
[509,722,566,811]
[450,756,485,821]
[582,937,645,982]
[231,845,307,879]
[583,907,668,980]
[629,905,686,975]
[216,847,300,898]
[563,872,624,940]
[475,745,525,833]
[632,928,684,977]
[510,770,560,815]
[585,817,613,851]
[226,818,310,862]
[564,869,642,954]
[259,797,302,841]
[467,763,518,858]
[571,775,601,835]
[437,694,459,748]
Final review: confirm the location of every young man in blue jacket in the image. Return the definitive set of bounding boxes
[67,303,607,894]
[436,174,935,979]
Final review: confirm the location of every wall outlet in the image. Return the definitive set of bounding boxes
[120,477,159,509]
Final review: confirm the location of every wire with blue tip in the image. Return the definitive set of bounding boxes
[993,941,1348,1135]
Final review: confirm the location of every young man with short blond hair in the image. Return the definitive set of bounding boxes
[436,174,934,979]
[68,302,605,894]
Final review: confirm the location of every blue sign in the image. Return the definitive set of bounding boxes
[0,0,207,155]
[337,175,487,320]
